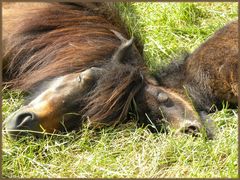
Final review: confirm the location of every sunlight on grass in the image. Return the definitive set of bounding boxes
[2,109,237,178]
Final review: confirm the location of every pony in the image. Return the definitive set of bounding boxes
[3,2,224,138]
[156,20,238,113]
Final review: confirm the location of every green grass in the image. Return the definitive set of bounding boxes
[2,2,238,178]
[114,2,237,71]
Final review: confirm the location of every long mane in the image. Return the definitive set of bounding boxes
[83,62,144,128]
[3,2,132,91]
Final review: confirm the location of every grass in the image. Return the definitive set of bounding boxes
[2,2,238,178]
[114,2,237,71]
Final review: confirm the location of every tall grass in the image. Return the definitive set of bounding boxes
[2,2,238,178]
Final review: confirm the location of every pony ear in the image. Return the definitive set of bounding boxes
[111,30,134,64]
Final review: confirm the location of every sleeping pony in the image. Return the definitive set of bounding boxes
[156,20,238,113]
[3,2,236,138]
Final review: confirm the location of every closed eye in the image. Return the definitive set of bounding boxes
[77,75,82,83]
[157,93,169,102]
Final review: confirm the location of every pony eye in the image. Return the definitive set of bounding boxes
[157,93,174,107]
[157,93,169,102]
[77,75,82,82]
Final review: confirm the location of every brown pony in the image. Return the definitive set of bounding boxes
[3,2,206,138]
[156,20,238,113]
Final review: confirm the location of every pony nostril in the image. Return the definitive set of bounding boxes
[183,125,200,135]
[186,125,198,132]
[15,112,37,129]
[5,112,41,137]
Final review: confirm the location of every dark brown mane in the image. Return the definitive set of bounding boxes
[3,2,138,91]
[83,62,144,128]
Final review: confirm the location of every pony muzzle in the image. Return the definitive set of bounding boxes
[4,110,43,138]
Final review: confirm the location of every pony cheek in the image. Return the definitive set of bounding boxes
[38,117,61,133]
[26,102,63,133]
[31,109,62,133]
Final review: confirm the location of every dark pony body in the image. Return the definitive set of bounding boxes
[156,20,238,112]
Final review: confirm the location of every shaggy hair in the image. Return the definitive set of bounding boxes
[155,20,238,112]
[3,2,143,90]
[3,2,145,127]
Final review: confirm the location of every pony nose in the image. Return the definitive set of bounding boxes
[180,121,201,136]
[14,112,38,128]
[5,112,41,138]
[184,125,200,135]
